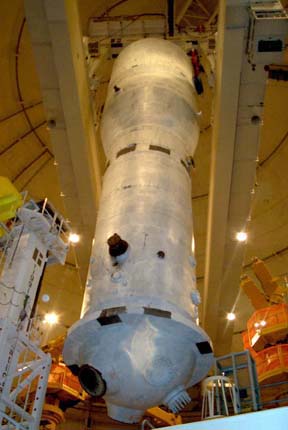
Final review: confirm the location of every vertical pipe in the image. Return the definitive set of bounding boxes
[167,0,174,36]
[247,350,258,411]
[231,353,241,413]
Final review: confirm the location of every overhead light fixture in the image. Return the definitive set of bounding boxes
[236,231,248,242]
[255,320,266,329]
[41,294,50,303]
[227,312,236,321]
[69,232,80,244]
[191,236,195,254]
[43,312,58,325]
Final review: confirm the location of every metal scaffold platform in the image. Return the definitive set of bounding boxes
[215,350,261,413]
[0,178,70,429]
[0,319,51,430]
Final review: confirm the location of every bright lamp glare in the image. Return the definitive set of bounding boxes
[191,236,195,253]
[260,320,266,327]
[69,233,80,244]
[43,312,58,325]
[236,231,247,242]
[227,312,236,321]
[41,294,50,303]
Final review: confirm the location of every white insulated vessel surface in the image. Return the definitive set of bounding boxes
[63,38,213,423]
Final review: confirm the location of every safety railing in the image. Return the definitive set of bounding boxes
[255,344,288,383]
[246,304,288,350]
[0,320,51,430]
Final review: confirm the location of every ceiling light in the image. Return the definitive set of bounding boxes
[236,231,247,242]
[191,236,195,254]
[43,312,58,325]
[260,320,266,327]
[69,233,80,244]
[227,312,236,321]
[41,294,50,303]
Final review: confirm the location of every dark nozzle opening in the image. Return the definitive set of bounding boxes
[107,233,128,257]
[78,364,107,397]
[67,364,80,376]
[251,115,261,125]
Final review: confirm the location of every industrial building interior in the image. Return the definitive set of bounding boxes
[0,0,288,429]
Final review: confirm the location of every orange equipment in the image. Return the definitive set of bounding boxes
[39,337,86,429]
[241,258,288,407]
[47,363,85,401]
[40,402,64,430]
[241,258,286,309]
[240,275,269,309]
[246,303,288,352]
[146,406,182,427]
[255,344,288,384]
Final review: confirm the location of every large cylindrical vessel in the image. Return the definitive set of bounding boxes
[63,38,213,423]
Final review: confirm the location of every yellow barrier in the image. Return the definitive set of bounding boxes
[0,177,22,222]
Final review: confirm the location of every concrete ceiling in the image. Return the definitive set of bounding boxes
[1,0,288,356]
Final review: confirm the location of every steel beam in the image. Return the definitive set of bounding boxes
[25,0,103,284]
[176,0,195,24]
[203,0,288,355]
